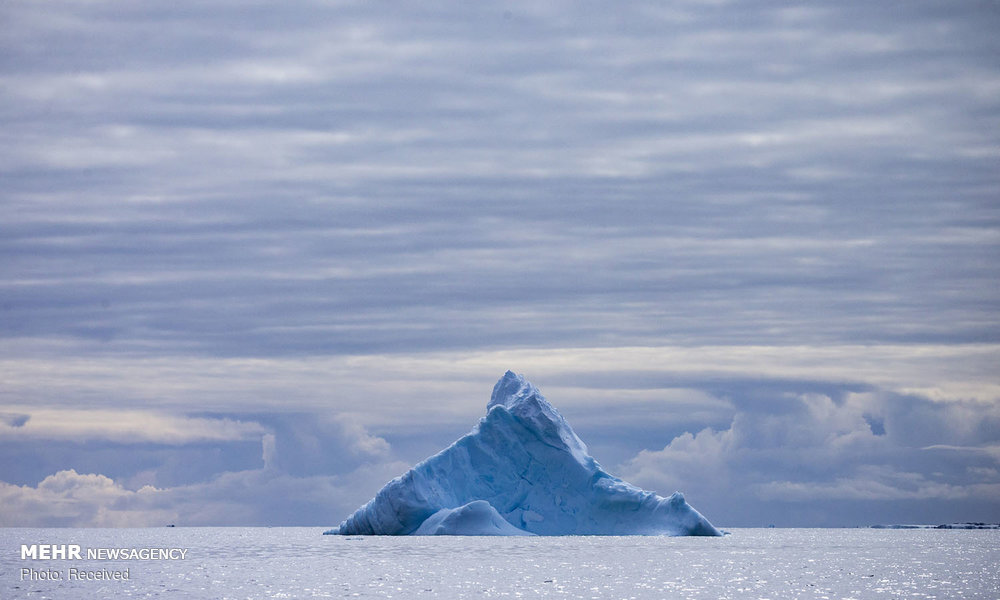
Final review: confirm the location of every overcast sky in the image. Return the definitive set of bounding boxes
[1,0,998,528]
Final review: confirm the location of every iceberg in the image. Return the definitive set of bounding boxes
[414,500,535,536]
[328,371,721,536]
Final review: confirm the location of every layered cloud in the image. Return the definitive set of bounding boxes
[3,1,997,359]
[0,409,266,444]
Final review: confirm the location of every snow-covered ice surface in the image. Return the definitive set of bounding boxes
[333,371,719,536]
[3,527,998,599]
[413,501,535,536]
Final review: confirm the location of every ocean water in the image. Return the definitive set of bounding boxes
[2,528,997,599]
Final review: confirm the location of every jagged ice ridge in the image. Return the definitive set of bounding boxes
[327,371,721,536]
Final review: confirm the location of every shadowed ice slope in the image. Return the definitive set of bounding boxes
[329,371,721,536]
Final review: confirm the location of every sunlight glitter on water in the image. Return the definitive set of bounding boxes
[1,528,997,599]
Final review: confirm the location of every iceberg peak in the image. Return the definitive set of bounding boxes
[488,370,540,410]
[486,371,590,464]
[329,372,721,536]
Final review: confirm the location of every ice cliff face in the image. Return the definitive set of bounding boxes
[329,371,721,536]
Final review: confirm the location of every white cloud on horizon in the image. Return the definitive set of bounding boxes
[0,420,406,527]
[0,460,411,527]
[0,470,174,527]
[618,389,1000,525]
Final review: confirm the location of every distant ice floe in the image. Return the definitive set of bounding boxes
[871,523,1000,530]
[326,371,721,536]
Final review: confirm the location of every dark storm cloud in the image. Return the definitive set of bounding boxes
[1,0,998,525]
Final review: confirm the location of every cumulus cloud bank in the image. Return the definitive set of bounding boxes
[621,389,1000,526]
[0,420,407,527]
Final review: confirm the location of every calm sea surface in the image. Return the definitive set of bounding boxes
[1,527,997,599]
